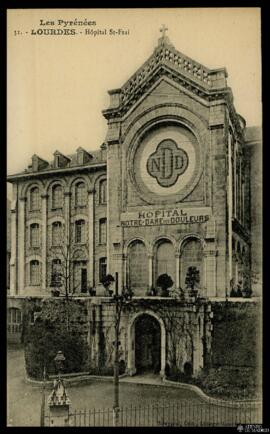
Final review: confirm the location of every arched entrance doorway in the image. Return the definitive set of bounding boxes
[127,311,166,377]
[135,314,161,374]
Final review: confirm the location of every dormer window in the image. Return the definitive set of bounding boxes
[32,154,49,172]
[76,147,93,165]
[55,155,60,168]
[53,151,71,169]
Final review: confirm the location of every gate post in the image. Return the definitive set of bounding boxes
[47,378,71,426]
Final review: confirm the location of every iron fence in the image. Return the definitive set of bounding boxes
[45,399,262,427]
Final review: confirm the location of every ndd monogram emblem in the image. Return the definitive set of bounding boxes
[146,139,189,187]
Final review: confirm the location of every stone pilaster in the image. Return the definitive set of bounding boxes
[203,249,217,297]
[227,132,233,281]
[193,324,203,375]
[175,254,180,289]
[10,199,17,295]
[148,254,153,288]
[18,197,26,293]
[88,189,95,287]
[123,254,127,289]
[41,194,48,289]
[64,192,71,244]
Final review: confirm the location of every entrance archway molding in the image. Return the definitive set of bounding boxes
[127,310,166,378]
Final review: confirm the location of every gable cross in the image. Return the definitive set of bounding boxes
[160,24,168,38]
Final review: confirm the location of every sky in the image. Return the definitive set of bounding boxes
[7,7,261,191]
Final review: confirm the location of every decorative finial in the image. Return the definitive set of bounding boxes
[157,25,174,48]
[160,24,168,38]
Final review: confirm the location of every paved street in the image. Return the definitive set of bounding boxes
[7,348,202,427]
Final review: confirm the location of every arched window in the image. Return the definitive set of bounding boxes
[155,240,175,290]
[99,218,107,244]
[51,259,62,287]
[30,187,40,211]
[52,184,63,209]
[30,260,40,285]
[180,238,203,289]
[99,179,107,204]
[99,257,107,282]
[128,240,148,295]
[75,219,85,243]
[8,308,22,333]
[75,182,87,206]
[30,223,40,247]
[52,221,62,246]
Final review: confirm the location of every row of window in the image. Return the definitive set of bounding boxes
[29,179,107,211]
[230,132,245,224]
[28,257,107,287]
[7,307,22,333]
[29,218,107,247]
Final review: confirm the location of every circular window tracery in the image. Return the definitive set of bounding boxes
[131,122,202,204]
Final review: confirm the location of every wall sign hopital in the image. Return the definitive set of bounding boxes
[120,207,211,227]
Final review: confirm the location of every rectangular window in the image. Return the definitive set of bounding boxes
[75,220,85,243]
[52,185,63,209]
[99,257,107,282]
[99,218,107,244]
[30,224,40,247]
[30,187,40,211]
[51,259,62,287]
[99,180,107,204]
[30,261,40,285]
[75,183,87,206]
[52,222,62,246]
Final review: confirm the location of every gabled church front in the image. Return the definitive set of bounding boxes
[103,29,253,299]
[7,30,262,377]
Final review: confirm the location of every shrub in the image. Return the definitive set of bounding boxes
[156,274,173,297]
[24,318,88,380]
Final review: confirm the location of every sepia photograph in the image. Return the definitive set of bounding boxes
[7,7,262,427]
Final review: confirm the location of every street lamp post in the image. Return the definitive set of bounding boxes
[48,351,71,427]
[54,350,66,378]
[113,272,120,426]
[112,272,132,427]
[40,365,46,427]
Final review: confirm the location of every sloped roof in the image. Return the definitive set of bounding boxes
[103,32,229,120]
[7,147,107,180]
[244,126,262,143]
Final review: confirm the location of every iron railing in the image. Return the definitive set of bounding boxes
[45,399,262,427]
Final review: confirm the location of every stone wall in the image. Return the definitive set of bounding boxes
[8,296,213,378]
[211,300,261,369]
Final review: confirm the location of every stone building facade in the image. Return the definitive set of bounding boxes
[7,32,262,375]
[7,33,261,299]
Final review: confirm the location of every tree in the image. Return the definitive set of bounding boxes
[156,273,173,297]
[48,244,88,299]
[47,224,89,330]
[161,307,194,379]
[111,273,133,426]
[185,266,200,294]
[101,274,115,296]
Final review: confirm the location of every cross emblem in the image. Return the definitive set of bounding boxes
[160,24,168,38]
